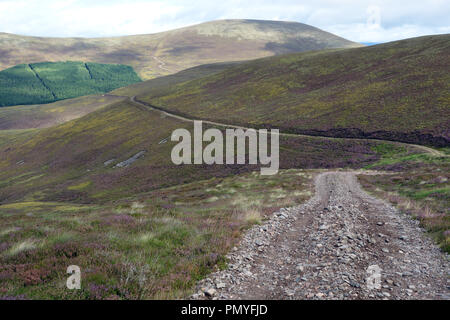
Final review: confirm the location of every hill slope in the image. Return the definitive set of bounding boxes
[0,99,398,204]
[0,62,141,107]
[133,35,450,147]
[0,62,235,130]
[0,19,362,80]
[0,94,126,129]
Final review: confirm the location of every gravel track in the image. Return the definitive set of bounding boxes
[193,171,449,300]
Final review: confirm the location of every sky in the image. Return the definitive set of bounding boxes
[0,0,449,43]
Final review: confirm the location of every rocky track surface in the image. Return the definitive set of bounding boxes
[193,171,449,300]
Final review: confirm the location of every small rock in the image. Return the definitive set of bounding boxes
[216,282,226,289]
[203,288,217,297]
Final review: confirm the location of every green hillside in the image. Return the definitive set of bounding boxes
[0,62,141,107]
[133,35,450,147]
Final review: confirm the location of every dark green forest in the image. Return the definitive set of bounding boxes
[0,61,141,107]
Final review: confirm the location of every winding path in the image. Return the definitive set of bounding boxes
[120,95,449,299]
[152,56,171,72]
[128,96,446,157]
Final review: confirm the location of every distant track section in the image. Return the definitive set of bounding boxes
[129,96,447,157]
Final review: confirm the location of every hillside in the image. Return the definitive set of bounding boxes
[0,95,126,129]
[0,62,235,130]
[0,62,140,107]
[0,19,362,80]
[112,61,242,97]
[132,35,450,147]
[0,93,434,300]
[0,55,443,300]
[0,99,400,205]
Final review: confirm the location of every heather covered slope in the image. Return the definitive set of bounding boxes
[0,99,403,205]
[0,95,126,130]
[135,35,450,147]
[0,19,362,80]
[112,61,242,97]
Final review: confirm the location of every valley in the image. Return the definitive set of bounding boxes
[134,35,449,147]
[0,18,448,301]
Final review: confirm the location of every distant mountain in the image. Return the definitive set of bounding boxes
[131,35,450,147]
[0,19,362,80]
[360,42,383,46]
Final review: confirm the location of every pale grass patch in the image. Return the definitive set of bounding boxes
[292,190,312,197]
[269,188,287,199]
[120,252,152,299]
[421,205,434,219]
[242,207,262,225]
[152,216,183,225]
[131,202,145,214]
[0,227,18,237]
[206,196,220,203]
[224,188,237,194]
[115,201,146,215]
[7,239,36,256]
[135,232,155,243]
[398,198,414,211]
[276,196,298,207]
[231,196,262,208]
[107,231,120,242]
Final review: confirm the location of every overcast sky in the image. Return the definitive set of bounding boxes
[0,0,449,43]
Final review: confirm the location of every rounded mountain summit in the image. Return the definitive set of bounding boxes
[0,19,362,79]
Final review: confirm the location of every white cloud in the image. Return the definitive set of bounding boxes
[0,0,448,42]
